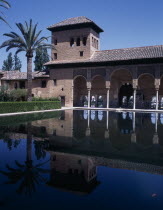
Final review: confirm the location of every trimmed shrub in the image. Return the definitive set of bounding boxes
[0,101,61,114]
[0,85,10,102]
[10,89,27,101]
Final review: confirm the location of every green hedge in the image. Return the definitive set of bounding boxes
[32,97,59,101]
[0,101,61,114]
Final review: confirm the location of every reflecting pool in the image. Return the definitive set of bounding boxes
[0,110,163,209]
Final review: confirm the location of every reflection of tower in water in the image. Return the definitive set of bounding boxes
[47,152,99,194]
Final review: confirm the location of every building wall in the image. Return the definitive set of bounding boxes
[1,78,51,98]
[49,68,73,106]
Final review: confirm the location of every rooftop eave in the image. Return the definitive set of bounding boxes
[47,22,104,33]
[45,57,163,68]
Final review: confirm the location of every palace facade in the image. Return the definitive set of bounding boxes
[1,16,163,109]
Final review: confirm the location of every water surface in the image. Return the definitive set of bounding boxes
[0,110,163,210]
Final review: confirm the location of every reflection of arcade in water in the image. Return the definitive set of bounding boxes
[43,110,163,171]
[2,110,163,164]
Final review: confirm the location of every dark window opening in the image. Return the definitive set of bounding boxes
[54,53,57,60]
[40,126,46,134]
[92,37,94,47]
[14,83,18,89]
[76,38,80,46]
[83,37,87,46]
[52,155,56,161]
[41,80,47,88]
[54,39,57,45]
[19,81,25,89]
[53,130,56,136]
[53,79,57,86]
[80,51,84,57]
[70,38,74,47]
[97,40,98,49]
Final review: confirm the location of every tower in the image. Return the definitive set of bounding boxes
[47,16,104,61]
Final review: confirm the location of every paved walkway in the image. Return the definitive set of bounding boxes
[0,106,163,117]
[73,107,163,113]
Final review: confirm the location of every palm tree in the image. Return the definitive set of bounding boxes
[0,19,54,101]
[0,0,11,25]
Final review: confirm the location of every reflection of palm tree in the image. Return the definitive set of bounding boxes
[0,123,50,196]
[0,160,50,196]
[34,140,48,160]
[3,137,21,151]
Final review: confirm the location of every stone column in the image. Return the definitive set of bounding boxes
[0,78,1,87]
[87,80,92,108]
[88,88,91,108]
[106,79,110,109]
[133,89,137,110]
[156,89,159,110]
[155,79,160,110]
[132,79,138,110]
[106,88,110,108]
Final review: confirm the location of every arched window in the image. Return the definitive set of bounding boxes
[91,95,96,107]
[83,37,87,46]
[97,40,99,49]
[92,37,94,47]
[70,38,74,47]
[76,38,80,46]
[97,96,103,108]
[41,80,47,88]
[54,39,57,45]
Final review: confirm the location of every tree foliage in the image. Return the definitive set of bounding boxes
[2,52,13,71]
[34,47,49,71]
[14,54,22,71]
[2,52,22,71]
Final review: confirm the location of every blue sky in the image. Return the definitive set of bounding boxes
[0,0,163,72]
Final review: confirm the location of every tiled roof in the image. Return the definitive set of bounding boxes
[91,45,163,62]
[47,16,103,32]
[0,70,49,80]
[45,45,163,66]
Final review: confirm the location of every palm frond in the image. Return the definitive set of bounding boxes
[0,0,11,26]
[0,0,11,8]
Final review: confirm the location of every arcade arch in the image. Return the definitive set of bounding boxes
[73,76,87,107]
[110,69,133,107]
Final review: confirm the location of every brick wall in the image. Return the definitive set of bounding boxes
[51,28,100,61]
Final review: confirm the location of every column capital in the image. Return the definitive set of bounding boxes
[105,80,110,89]
[132,79,138,89]
[87,80,92,89]
[155,78,160,90]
